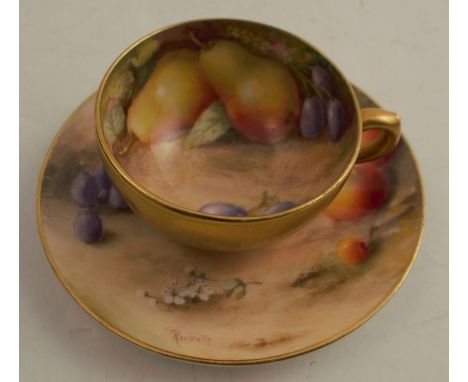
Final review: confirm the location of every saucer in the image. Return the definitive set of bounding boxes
[36,87,424,365]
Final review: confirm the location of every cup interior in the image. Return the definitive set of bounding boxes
[97,19,359,218]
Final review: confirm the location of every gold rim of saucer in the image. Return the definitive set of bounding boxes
[94,18,363,222]
[36,87,425,366]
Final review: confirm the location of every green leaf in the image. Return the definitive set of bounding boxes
[135,61,155,91]
[104,103,126,144]
[184,102,232,149]
[109,69,134,102]
[131,39,160,67]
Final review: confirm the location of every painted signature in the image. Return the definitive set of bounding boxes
[165,328,212,346]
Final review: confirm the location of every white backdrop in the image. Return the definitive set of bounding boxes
[20,0,448,381]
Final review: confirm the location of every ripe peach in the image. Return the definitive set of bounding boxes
[361,130,398,166]
[337,237,370,264]
[325,163,388,221]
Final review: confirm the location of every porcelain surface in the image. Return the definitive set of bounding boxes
[37,88,423,364]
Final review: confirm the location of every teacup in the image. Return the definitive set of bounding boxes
[95,19,401,251]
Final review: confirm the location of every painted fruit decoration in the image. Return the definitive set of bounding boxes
[105,26,356,217]
[325,163,389,221]
[127,49,216,143]
[199,40,300,144]
[119,34,352,149]
[336,237,370,264]
[70,166,130,244]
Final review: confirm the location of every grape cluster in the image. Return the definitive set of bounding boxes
[70,164,129,243]
[299,65,348,142]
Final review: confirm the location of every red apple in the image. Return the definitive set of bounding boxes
[325,163,388,221]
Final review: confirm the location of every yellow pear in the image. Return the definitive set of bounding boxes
[199,40,300,144]
[127,48,216,143]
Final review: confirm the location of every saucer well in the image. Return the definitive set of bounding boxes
[36,87,424,365]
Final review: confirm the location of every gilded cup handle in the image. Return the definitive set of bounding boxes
[357,108,401,163]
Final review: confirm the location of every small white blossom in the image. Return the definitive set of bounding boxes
[198,291,211,301]
[162,281,186,305]
[179,286,198,299]
[199,284,213,301]
[189,279,214,302]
